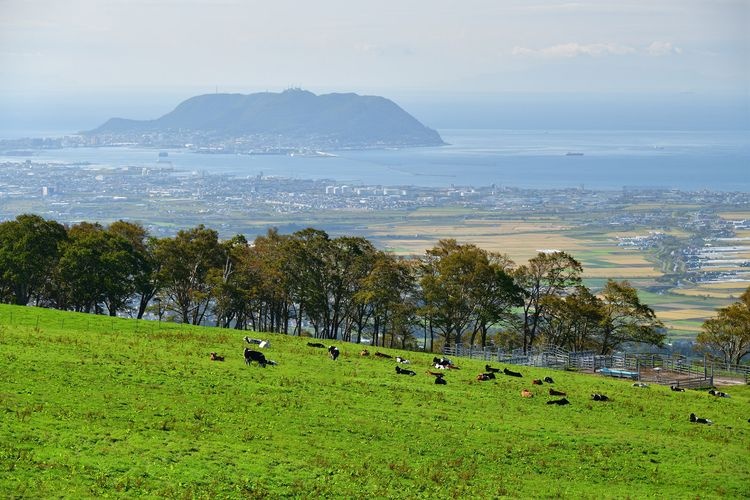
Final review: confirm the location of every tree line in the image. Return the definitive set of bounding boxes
[0,214,668,354]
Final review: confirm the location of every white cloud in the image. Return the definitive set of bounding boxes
[512,42,636,58]
[646,41,683,56]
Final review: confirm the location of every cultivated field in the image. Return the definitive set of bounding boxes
[1,305,748,498]
[367,215,738,338]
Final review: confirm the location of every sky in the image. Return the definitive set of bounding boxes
[0,0,748,132]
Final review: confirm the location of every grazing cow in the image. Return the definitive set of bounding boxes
[328,346,340,361]
[396,356,410,364]
[476,372,496,381]
[670,385,685,392]
[591,393,609,401]
[708,389,730,398]
[532,379,543,385]
[632,382,649,388]
[244,348,267,367]
[503,368,523,378]
[375,352,393,359]
[435,377,448,385]
[549,388,567,396]
[485,364,501,373]
[547,398,570,405]
[209,352,225,361]
[689,413,713,425]
[307,342,326,348]
[395,366,416,376]
[521,389,533,398]
[543,376,555,384]
[360,349,370,357]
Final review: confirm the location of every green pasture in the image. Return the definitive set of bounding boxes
[1,304,749,498]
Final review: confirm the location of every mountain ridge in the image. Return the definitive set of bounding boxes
[89,89,444,148]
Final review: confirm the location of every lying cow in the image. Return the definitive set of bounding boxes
[532,379,544,385]
[434,376,447,385]
[547,398,570,405]
[503,367,523,378]
[244,348,268,367]
[374,352,393,359]
[395,366,416,376]
[209,352,225,361]
[708,389,730,398]
[549,388,567,397]
[328,346,340,361]
[670,385,685,392]
[485,364,501,373]
[689,413,712,425]
[434,357,452,368]
[395,356,410,364]
[476,372,496,381]
[307,342,326,348]
[543,376,555,384]
[521,389,533,398]
[244,337,270,348]
[360,349,370,356]
[591,393,609,401]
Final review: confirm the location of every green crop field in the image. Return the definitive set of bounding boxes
[1,304,749,498]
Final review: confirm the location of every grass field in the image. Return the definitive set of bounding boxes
[1,304,749,498]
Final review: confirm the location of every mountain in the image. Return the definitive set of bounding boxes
[89,89,444,148]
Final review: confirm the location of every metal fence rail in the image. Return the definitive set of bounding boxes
[442,343,746,386]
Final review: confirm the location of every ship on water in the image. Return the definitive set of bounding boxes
[565,152,584,156]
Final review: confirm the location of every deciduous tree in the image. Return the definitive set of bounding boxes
[697,287,750,367]
[514,251,583,353]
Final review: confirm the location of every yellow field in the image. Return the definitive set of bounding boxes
[656,308,719,321]
[718,212,750,220]
[581,266,662,279]
[672,289,740,299]
[372,218,663,278]
[372,218,582,263]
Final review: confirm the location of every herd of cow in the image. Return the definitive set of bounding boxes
[207,337,744,425]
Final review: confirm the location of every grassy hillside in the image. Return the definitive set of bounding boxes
[1,304,748,498]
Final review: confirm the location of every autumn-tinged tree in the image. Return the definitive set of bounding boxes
[596,280,665,354]
[468,252,522,348]
[540,285,604,352]
[154,225,225,325]
[0,214,67,305]
[355,252,416,346]
[211,234,255,329]
[697,287,750,367]
[252,229,295,333]
[514,251,583,354]
[420,240,520,348]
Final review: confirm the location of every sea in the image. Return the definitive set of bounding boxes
[3,129,749,191]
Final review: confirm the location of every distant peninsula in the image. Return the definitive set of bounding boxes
[87,89,444,151]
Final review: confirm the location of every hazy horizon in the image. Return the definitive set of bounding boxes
[1,1,748,136]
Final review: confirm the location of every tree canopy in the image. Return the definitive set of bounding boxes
[0,214,673,355]
[697,287,750,366]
